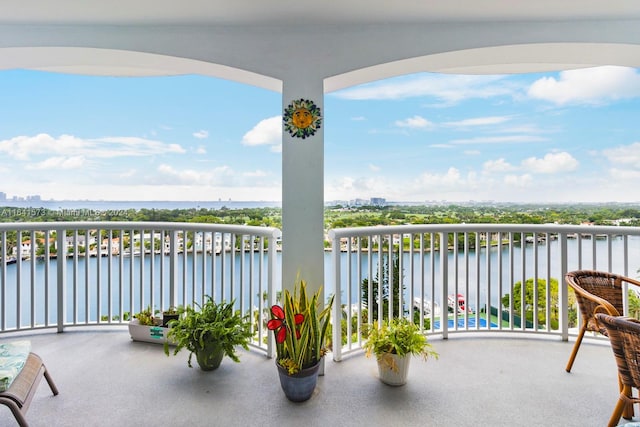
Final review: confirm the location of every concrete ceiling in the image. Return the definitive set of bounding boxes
[2,1,640,24]
[1,1,640,92]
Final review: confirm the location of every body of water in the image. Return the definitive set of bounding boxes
[3,234,640,328]
[334,235,640,314]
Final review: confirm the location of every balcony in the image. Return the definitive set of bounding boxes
[1,221,639,425]
[1,329,619,426]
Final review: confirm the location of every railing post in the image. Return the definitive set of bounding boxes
[56,229,66,333]
[559,232,569,341]
[623,235,630,315]
[266,230,278,359]
[0,231,5,331]
[169,230,178,310]
[330,231,343,361]
[440,232,449,339]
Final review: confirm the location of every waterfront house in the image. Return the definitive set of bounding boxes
[15,238,33,257]
[100,237,120,255]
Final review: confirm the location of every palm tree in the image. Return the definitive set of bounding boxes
[361,253,405,321]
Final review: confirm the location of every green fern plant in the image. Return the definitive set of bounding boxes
[164,297,252,368]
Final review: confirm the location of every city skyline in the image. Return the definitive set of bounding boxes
[1,66,639,204]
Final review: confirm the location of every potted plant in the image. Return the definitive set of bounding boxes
[164,297,252,371]
[161,306,179,327]
[363,318,438,386]
[134,306,156,326]
[128,306,175,344]
[267,279,334,402]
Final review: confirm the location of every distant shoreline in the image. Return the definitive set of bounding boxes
[1,199,639,211]
[0,200,282,210]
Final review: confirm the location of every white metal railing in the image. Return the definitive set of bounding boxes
[329,223,640,361]
[4,221,640,361]
[0,222,281,356]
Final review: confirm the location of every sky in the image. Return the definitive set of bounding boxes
[1,66,640,204]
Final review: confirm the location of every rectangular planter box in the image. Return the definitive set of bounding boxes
[128,319,176,345]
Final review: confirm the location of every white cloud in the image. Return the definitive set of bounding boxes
[0,134,81,160]
[270,144,282,153]
[242,116,282,147]
[193,130,209,139]
[493,124,551,135]
[601,142,640,168]
[351,116,366,121]
[156,164,234,186]
[520,152,579,174]
[153,164,276,189]
[483,158,515,173]
[394,115,434,129]
[369,164,381,172]
[26,156,86,170]
[333,74,513,103]
[92,136,186,157]
[528,66,640,105]
[335,177,355,191]
[196,146,207,154]
[443,116,511,127]
[414,167,477,191]
[503,174,533,187]
[609,168,640,180]
[243,170,268,177]
[451,135,547,145]
[325,176,391,200]
[0,133,185,161]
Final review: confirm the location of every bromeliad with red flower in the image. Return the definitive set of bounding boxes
[267,305,304,343]
[268,279,335,375]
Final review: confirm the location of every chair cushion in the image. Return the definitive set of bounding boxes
[0,340,31,392]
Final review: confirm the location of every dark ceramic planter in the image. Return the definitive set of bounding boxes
[276,361,321,402]
[162,313,179,327]
[195,342,225,371]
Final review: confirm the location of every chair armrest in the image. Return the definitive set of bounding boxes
[620,275,640,290]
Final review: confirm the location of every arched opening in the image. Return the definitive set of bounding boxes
[0,47,283,205]
[324,43,640,204]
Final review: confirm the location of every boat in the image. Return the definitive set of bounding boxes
[413,297,441,316]
[449,293,473,314]
[413,294,473,316]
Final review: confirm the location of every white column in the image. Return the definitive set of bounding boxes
[281,78,324,298]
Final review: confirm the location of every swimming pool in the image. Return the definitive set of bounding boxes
[433,317,497,329]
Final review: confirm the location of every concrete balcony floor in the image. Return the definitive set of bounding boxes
[0,329,627,427]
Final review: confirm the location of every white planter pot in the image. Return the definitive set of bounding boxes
[128,319,176,345]
[377,353,411,386]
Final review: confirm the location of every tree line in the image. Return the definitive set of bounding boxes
[3,203,640,229]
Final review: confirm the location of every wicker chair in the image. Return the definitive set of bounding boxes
[565,270,640,373]
[596,313,640,427]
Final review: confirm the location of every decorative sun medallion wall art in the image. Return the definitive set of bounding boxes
[283,98,322,139]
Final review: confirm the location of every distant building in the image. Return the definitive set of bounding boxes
[0,192,5,201]
[349,198,368,206]
[370,197,386,206]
